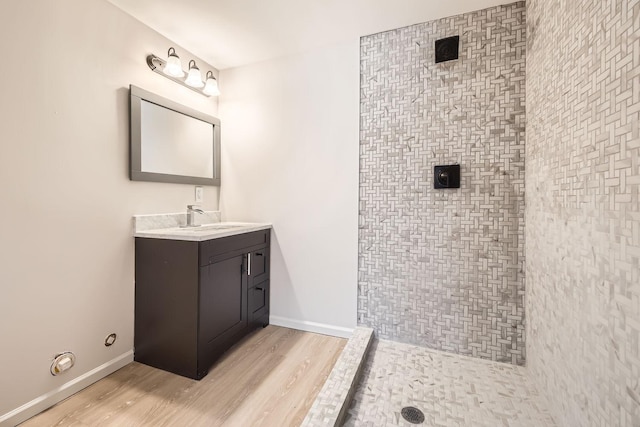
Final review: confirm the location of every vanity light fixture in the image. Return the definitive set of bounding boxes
[185,60,204,88]
[203,71,221,96]
[163,48,184,77]
[146,47,220,97]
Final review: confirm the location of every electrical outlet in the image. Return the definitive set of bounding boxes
[195,186,203,203]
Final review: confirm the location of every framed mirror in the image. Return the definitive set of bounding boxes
[130,85,221,185]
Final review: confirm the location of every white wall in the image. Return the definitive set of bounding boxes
[0,0,220,422]
[218,42,360,335]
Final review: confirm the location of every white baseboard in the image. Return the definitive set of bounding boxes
[270,315,354,338]
[0,351,134,427]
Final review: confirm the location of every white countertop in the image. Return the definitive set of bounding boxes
[133,222,272,242]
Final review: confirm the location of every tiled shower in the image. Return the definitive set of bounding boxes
[355,0,639,425]
[358,2,526,364]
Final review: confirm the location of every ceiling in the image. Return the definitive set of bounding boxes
[107,0,514,70]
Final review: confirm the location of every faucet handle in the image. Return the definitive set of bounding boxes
[187,204,204,214]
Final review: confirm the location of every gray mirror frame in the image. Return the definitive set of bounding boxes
[130,85,221,186]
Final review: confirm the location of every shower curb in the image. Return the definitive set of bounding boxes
[301,326,374,427]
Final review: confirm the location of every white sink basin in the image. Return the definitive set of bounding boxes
[180,224,244,231]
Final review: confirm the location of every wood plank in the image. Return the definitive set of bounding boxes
[224,332,344,426]
[20,326,346,427]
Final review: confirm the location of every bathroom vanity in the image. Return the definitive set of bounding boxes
[133,219,271,380]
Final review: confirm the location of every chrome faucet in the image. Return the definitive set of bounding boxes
[186,204,204,227]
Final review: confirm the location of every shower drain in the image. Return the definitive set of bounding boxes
[400,406,425,424]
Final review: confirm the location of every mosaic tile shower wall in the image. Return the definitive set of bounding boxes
[526,0,640,425]
[358,2,526,365]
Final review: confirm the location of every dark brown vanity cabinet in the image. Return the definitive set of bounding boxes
[134,229,270,380]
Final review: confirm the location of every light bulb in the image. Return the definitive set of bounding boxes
[203,71,220,96]
[163,47,184,77]
[185,60,204,88]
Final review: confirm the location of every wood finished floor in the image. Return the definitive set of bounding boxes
[21,326,346,427]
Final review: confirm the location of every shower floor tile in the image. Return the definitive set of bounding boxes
[345,340,556,427]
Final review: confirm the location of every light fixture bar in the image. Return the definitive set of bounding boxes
[147,54,218,97]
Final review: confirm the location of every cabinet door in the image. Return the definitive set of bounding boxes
[199,254,248,345]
